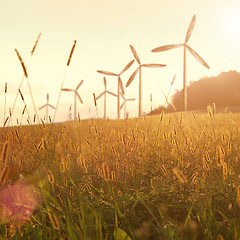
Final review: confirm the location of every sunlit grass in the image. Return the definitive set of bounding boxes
[1,111,240,239]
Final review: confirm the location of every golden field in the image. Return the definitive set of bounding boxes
[1,110,240,239]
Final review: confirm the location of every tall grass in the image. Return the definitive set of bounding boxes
[0,113,240,239]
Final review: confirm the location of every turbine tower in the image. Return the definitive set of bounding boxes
[120,91,135,120]
[152,15,210,111]
[61,80,84,120]
[95,77,117,119]
[126,45,166,117]
[39,93,56,123]
[97,60,134,119]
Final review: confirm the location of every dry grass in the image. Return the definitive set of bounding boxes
[0,113,240,239]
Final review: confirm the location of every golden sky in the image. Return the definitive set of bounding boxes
[0,0,240,123]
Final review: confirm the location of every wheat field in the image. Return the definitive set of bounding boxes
[0,109,240,239]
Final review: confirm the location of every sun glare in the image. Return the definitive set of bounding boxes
[226,13,240,37]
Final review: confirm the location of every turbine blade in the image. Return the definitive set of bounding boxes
[118,76,125,95]
[39,104,47,110]
[126,67,139,87]
[104,77,107,89]
[130,44,141,64]
[97,70,118,76]
[120,91,125,99]
[186,45,210,69]
[61,88,74,92]
[120,102,125,110]
[47,93,49,102]
[120,59,135,75]
[185,15,196,43]
[76,80,84,90]
[107,91,117,97]
[141,64,167,68]
[96,92,105,100]
[76,92,83,104]
[48,104,56,109]
[152,44,183,52]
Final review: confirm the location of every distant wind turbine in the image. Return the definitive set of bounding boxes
[126,45,166,117]
[39,94,56,124]
[61,80,84,120]
[95,77,117,119]
[152,15,210,111]
[97,59,135,119]
[120,91,135,119]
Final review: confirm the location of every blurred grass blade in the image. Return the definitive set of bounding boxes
[114,228,132,240]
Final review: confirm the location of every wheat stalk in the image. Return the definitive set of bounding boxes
[3,83,7,126]
[15,49,28,78]
[9,33,41,127]
[31,33,41,56]
[52,40,77,123]
[18,89,32,125]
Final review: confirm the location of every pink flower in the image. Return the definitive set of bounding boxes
[0,182,40,224]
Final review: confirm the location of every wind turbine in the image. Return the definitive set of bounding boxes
[97,59,135,119]
[126,45,167,117]
[95,77,117,119]
[152,15,210,111]
[120,91,135,119]
[39,94,56,124]
[61,80,84,121]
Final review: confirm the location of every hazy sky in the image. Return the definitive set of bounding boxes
[0,0,240,124]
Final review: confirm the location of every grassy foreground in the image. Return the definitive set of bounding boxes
[1,110,240,239]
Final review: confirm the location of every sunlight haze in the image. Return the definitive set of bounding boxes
[0,0,239,124]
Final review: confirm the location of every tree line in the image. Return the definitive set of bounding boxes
[149,70,240,114]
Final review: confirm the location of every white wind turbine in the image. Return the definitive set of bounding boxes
[126,45,166,117]
[39,94,56,123]
[95,77,117,119]
[61,80,84,120]
[120,91,135,119]
[152,15,210,111]
[97,60,135,119]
